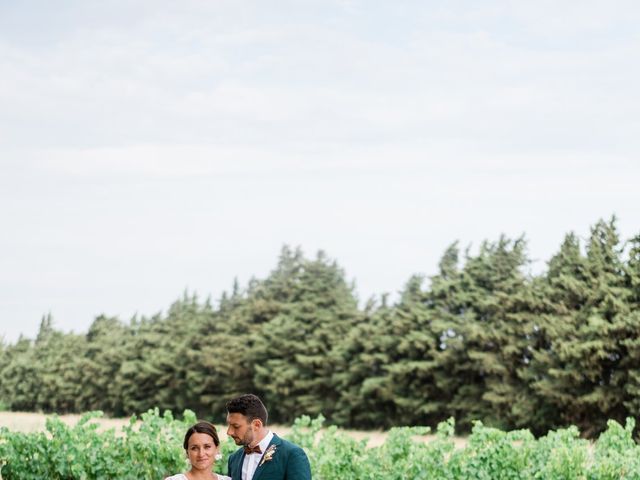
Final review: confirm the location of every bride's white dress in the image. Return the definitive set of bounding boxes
[165,473,231,480]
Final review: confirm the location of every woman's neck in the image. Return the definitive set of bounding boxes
[186,470,217,480]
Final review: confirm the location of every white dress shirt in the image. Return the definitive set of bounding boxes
[242,430,274,480]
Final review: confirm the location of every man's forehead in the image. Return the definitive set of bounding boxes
[227,412,249,423]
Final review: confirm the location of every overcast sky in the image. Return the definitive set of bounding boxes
[1,1,639,343]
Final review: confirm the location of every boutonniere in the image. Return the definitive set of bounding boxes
[259,444,277,466]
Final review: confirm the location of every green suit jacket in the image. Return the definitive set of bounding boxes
[227,433,311,480]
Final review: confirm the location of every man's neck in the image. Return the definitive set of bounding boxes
[251,428,269,447]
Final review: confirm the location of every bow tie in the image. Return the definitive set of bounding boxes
[243,445,262,455]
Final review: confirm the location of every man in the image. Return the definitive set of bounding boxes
[226,393,312,480]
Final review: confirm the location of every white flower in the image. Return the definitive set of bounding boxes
[259,445,277,466]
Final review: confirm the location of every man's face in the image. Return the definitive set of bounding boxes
[226,412,255,446]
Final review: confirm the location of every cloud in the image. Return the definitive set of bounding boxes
[1,1,640,342]
[2,1,639,159]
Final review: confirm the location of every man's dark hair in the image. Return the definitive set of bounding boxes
[226,393,268,425]
[183,421,220,450]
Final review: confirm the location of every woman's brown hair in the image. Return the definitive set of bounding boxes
[183,421,220,450]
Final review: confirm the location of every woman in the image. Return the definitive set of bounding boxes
[165,421,231,480]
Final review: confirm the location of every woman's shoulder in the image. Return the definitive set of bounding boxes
[165,473,230,480]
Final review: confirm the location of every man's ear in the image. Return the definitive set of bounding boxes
[251,418,263,430]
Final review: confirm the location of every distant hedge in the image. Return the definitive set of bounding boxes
[1,217,640,436]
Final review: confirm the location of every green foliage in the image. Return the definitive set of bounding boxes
[528,219,633,435]
[0,409,232,480]
[330,301,398,428]
[2,413,640,479]
[2,217,640,436]
[250,247,361,423]
[281,415,640,480]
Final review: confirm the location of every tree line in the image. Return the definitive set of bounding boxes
[1,217,639,436]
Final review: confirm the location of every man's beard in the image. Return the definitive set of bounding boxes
[241,430,254,446]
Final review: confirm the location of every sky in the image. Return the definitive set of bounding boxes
[1,1,639,343]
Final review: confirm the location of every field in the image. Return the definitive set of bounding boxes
[3,410,639,479]
[0,411,467,448]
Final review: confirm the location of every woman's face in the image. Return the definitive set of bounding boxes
[187,432,217,472]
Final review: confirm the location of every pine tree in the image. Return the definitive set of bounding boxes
[381,275,444,426]
[76,315,130,414]
[182,286,254,421]
[251,247,359,423]
[428,237,531,430]
[33,330,87,413]
[620,234,640,417]
[0,336,38,411]
[331,297,397,428]
[110,313,167,415]
[529,219,631,434]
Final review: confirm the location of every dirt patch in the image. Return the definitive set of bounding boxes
[0,411,130,433]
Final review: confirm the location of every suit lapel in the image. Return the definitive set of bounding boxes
[233,449,246,479]
[251,434,282,480]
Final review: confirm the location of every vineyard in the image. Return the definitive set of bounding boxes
[1,409,640,479]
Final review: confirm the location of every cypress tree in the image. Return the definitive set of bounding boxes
[527,231,588,429]
[184,287,255,421]
[622,234,640,416]
[381,275,444,426]
[110,313,168,415]
[331,297,397,428]
[76,315,128,413]
[251,247,359,423]
[0,336,38,411]
[530,219,631,434]
[428,237,531,430]
[34,330,86,413]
